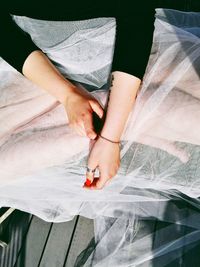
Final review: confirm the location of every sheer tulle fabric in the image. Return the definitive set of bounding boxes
[1,8,200,266]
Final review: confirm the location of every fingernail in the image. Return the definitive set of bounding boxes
[84,178,92,186]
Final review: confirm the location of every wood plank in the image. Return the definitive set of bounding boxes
[64,216,94,267]
[0,210,32,267]
[38,216,77,267]
[0,208,14,248]
[179,201,200,267]
[0,208,15,224]
[14,215,53,267]
[0,208,16,248]
[151,199,200,266]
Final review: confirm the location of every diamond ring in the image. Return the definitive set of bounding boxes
[86,167,96,174]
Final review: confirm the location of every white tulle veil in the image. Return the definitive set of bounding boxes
[1,8,200,266]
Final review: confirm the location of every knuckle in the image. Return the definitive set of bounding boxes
[108,170,114,176]
[83,114,92,122]
[108,171,116,178]
[96,183,103,189]
[80,112,87,118]
[83,115,92,124]
[75,118,82,124]
[86,129,94,136]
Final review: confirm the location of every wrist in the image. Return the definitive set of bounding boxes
[100,126,122,142]
[98,132,121,144]
[97,136,121,148]
[58,84,77,105]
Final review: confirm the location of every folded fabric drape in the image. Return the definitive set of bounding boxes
[1,8,200,266]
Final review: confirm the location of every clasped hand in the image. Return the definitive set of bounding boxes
[64,85,121,189]
[64,85,104,139]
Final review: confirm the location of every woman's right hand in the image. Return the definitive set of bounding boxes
[64,85,104,139]
[22,51,104,139]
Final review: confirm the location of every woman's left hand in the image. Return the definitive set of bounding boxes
[83,136,121,189]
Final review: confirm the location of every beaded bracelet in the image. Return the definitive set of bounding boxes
[98,133,120,144]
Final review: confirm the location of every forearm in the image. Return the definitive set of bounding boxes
[22,50,77,104]
[101,71,141,141]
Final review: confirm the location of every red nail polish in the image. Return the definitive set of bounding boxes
[84,178,92,186]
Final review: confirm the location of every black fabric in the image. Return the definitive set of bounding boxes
[0,1,156,79]
[1,1,199,79]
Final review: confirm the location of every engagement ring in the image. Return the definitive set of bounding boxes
[86,167,96,174]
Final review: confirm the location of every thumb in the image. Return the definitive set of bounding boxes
[89,100,104,119]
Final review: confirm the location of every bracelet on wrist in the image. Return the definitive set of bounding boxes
[98,133,120,144]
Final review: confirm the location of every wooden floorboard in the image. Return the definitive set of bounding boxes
[0,210,95,267]
[38,216,77,267]
[12,214,93,267]
[3,207,200,266]
[0,210,32,267]
[64,216,94,267]
[14,215,53,267]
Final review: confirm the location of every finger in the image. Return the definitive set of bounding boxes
[89,100,104,119]
[83,168,96,188]
[75,127,86,136]
[83,176,99,190]
[89,139,96,152]
[83,159,98,187]
[69,125,84,136]
[91,171,110,190]
[83,113,97,140]
[71,122,86,137]
[76,121,87,136]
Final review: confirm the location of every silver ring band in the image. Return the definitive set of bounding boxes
[86,167,96,173]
